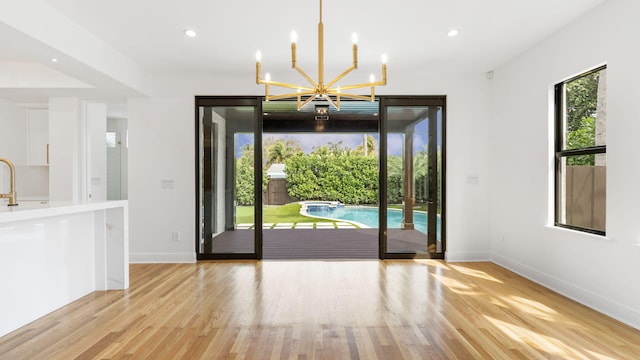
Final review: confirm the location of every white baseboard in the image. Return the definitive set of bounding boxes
[492,253,640,330]
[129,252,196,263]
[445,251,492,262]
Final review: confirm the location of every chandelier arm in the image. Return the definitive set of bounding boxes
[260,80,314,91]
[324,95,339,110]
[267,91,315,101]
[333,80,385,92]
[324,65,356,89]
[297,95,317,110]
[293,65,319,89]
[325,92,373,102]
[331,83,372,91]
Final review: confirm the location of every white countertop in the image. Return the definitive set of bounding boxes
[0,199,128,223]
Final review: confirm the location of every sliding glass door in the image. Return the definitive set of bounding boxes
[196,96,445,260]
[196,97,262,259]
[380,97,445,259]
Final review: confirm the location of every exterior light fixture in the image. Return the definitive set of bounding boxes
[314,104,329,120]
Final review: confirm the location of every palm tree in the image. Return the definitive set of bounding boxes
[354,135,376,156]
[264,138,303,167]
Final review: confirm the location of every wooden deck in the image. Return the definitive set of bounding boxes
[1,261,639,359]
[209,228,438,259]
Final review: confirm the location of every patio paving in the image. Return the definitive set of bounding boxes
[335,222,357,229]
[236,222,359,230]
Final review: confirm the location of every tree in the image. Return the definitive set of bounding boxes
[387,155,403,203]
[235,143,268,205]
[566,117,595,165]
[353,135,376,156]
[263,137,303,167]
[595,69,606,166]
[565,69,605,166]
[239,143,254,159]
[566,72,600,132]
[311,141,351,157]
[235,155,255,205]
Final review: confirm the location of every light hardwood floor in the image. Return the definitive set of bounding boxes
[1,261,639,359]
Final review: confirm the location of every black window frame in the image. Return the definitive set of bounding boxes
[554,65,607,236]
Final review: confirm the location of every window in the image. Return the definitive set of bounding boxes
[555,66,606,235]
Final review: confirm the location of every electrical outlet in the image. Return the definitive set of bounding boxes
[172,231,181,242]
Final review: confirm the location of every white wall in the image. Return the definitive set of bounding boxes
[128,97,196,263]
[489,0,640,329]
[49,97,83,201]
[126,72,493,263]
[86,102,107,201]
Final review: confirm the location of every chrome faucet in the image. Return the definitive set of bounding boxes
[0,157,18,206]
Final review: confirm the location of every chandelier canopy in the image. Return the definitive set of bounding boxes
[255,0,387,111]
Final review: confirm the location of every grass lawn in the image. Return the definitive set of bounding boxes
[236,203,336,224]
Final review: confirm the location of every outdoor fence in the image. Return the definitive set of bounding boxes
[565,165,606,231]
[264,178,296,205]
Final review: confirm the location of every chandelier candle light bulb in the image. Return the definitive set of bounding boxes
[370,74,375,101]
[352,33,359,67]
[255,51,262,84]
[254,0,387,110]
[291,31,297,66]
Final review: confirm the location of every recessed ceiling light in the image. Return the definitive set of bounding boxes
[448,29,460,37]
[184,29,197,37]
[51,58,58,63]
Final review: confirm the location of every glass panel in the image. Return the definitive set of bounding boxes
[563,68,607,150]
[106,132,117,148]
[435,107,443,251]
[386,106,430,254]
[558,155,606,232]
[106,131,122,200]
[199,105,256,254]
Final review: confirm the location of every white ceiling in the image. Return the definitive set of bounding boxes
[1,0,607,105]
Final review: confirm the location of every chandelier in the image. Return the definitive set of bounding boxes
[255,0,387,111]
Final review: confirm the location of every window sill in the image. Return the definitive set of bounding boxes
[544,224,612,241]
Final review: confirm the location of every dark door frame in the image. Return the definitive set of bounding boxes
[195,96,446,260]
[379,96,446,260]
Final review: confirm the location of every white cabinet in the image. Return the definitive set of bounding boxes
[27,108,49,166]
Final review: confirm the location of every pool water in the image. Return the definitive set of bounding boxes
[305,205,440,237]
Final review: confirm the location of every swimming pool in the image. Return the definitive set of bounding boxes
[304,205,440,236]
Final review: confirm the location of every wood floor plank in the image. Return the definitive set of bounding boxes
[1,260,640,359]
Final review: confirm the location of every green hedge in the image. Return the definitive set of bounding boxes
[285,153,378,204]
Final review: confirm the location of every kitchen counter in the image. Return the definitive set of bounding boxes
[0,200,129,337]
[0,199,126,222]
